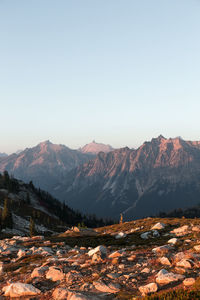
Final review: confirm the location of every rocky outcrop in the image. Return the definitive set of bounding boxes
[3,283,41,297]
[1,218,200,299]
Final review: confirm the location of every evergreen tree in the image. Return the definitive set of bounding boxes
[2,198,13,229]
[29,217,35,237]
[26,192,30,204]
[120,213,123,224]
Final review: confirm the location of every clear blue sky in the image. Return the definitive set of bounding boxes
[0,0,200,153]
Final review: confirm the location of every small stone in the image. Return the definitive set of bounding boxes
[159,257,171,266]
[141,267,150,274]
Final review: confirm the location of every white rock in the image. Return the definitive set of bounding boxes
[3,283,41,297]
[115,232,127,239]
[88,245,107,258]
[139,282,158,296]
[17,249,27,258]
[168,238,178,245]
[151,222,165,230]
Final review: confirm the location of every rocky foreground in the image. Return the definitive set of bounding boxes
[1,218,200,299]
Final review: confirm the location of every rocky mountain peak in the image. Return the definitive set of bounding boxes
[80,141,114,154]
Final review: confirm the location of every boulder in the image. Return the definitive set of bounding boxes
[3,283,41,297]
[31,266,49,278]
[194,245,200,252]
[115,232,127,239]
[152,245,171,254]
[88,245,107,258]
[156,269,184,285]
[176,259,192,269]
[46,266,65,281]
[168,238,178,245]
[141,267,151,274]
[93,280,120,293]
[68,291,100,300]
[151,222,165,230]
[0,262,4,275]
[17,249,27,258]
[139,282,158,296]
[183,278,195,287]
[53,287,69,299]
[108,251,122,258]
[192,226,200,232]
[141,232,150,239]
[170,225,189,236]
[159,257,171,266]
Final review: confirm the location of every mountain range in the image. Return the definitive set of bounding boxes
[54,135,200,220]
[1,136,200,221]
[0,141,94,195]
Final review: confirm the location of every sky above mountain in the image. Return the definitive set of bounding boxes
[1,0,200,154]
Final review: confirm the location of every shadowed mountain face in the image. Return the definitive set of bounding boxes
[54,136,200,220]
[0,141,94,194]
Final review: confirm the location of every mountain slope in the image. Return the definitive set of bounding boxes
[55,136,200,220]
[0,141,94,194]
[0,153,8,158]
[79,140,114,154]
[0,172,112,236]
